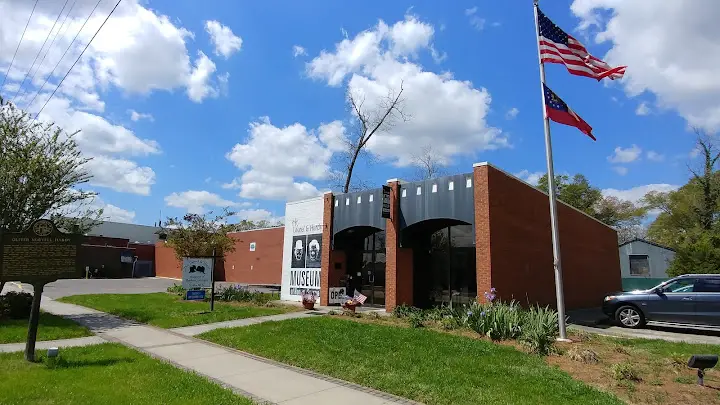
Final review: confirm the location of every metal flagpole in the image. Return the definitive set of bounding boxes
[533,0,569,341]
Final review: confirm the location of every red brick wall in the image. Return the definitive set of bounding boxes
[474,165,493,303]
[385,181,402,311]
[154,241,181,279]
[482,164,621,309]
[320,192,334,305]
[224,227,284,285]
[128,243,155,262]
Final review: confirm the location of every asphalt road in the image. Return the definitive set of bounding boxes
[1,278,177,299]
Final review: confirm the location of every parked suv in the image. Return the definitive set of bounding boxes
[602,274,720,329]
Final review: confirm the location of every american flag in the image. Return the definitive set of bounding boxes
[537,8,625,81]
[544,84,594,140]
[353,290,367,305]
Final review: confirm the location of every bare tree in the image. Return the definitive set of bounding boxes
[411,145,446,180]
[337,82,409,193]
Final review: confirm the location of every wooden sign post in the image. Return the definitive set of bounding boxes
[0,219,83,362]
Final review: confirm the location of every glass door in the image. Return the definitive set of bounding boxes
[357,231,386,307]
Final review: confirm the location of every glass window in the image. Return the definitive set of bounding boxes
[696,279,720,293]
[373,231,385,250]
[662,278,696,293]
[629,255,650,276]
[450,225,474,248]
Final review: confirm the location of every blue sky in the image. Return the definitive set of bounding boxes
[1,0,713,226]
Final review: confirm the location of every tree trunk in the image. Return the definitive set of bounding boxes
[343,149,361,193]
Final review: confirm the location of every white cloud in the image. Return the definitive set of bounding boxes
[186,51,218,103]
[224,117,333,200]
[646,151,665,162]
[612,166,628,176]
[571,0,720,132]
[59,191,136,224]
[317,120,347,152]
[164,190,237,214]
[515,170,544,186]
[635,102,650,116]
[602,183,680,205]
[465,6,486,31]
[505,107,519,120]
[235,208,279,223]
[307,15,506,166]
[608,145,642,163]
[128,109,154,122]
[293,45,307,57]
[204,20,242,59]
[102,203,136,223]
[84,156,156,196]
[0,0,227,198]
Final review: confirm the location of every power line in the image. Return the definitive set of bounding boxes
[1,0,39,92]
[35,0,123,119]
[25,0,103,111]
[11,0,71,103]
[18,0,78,107]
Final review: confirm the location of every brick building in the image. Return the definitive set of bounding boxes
[155,227,284,286]
[287,162,621,311]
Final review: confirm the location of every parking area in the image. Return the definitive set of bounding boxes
[568,307,720,345]
[1,278,177,299]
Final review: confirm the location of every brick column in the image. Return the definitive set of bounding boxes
[473,163,493,302]
[385,179,413,311]
[320,192,334,306]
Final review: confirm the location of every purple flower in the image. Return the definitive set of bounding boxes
[467,310,473,316]
[480,311,486,317]
[490,287,497,293]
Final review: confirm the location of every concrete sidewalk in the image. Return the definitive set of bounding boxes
[40,298,417,405]
[170,311,320,336]
[0,336,104,353]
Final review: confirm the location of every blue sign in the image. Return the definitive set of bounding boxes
[186,290,206,301]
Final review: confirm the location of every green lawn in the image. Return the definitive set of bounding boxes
[58,293,288,328]
[0,343,252,405]
[0,312,91,344]
[200,317,623,405]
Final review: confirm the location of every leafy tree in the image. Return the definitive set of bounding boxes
[0,97,102,234]
[161,210,240,259]
[536,173,647,235]
[667,232,720,276]
[646,131,720,249]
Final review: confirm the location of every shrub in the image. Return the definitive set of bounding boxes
[467,300,524,340]
[611,362,641,382]
[392,304,420,319]
[217,284,254,302]
[408,312,424,328]
[520,305,559,356]
[440,315,459,330]
[0,291,33,319]
[166,284,186,296]
[566,347,599,364]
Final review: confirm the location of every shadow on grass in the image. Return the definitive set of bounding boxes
[63,313,140,333]
[43,356,136,369]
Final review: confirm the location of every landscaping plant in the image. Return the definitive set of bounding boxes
[0,291,33,319]
[519,305,559,356]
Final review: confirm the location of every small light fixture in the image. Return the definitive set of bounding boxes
[688,355,718,386]
[47,347,59,359]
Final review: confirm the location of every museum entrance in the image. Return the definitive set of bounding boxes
[403,220,476,309]
[334,227,386,307]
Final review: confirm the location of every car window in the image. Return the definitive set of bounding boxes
[663,279,696,293]
[696,279,720,293]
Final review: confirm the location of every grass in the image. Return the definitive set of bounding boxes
[200,316,622,405]
[58,293,289,328]
[0,343,252,405]
[0,312,91,344]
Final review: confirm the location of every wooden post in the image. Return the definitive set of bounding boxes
[24,283,44,362]
[210,249,216,311]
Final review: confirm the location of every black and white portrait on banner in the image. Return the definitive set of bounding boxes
[291,235,306,268]
[305,233,322,268]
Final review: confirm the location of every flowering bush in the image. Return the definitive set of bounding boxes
[301,290,317,304]
[0,291,33,319]
[466,298,524,341]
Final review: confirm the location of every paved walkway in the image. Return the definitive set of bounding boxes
[0,336,105,353]
[38,298,417,404]
[170,311,320,336]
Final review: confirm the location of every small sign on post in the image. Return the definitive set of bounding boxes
[181,256,215,310]
[185,290,206,301]
[0,219,83,362]
[381,185,391,219]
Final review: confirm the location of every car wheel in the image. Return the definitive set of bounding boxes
[615,305,645,329]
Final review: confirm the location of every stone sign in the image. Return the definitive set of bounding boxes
[0,219,83,284]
